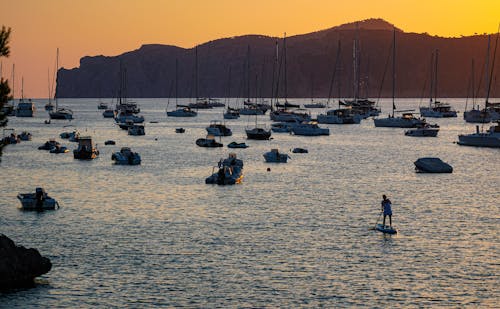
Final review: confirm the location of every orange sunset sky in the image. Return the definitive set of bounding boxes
[1,0,499,97]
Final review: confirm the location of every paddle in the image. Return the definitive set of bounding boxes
[371,211,383,230]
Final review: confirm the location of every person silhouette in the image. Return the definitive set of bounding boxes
[381,195,393,227]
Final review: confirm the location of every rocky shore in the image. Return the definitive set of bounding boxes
[0,234,52,289]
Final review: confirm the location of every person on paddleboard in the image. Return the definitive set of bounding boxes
[381,195,392,227]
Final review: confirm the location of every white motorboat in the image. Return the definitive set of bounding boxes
[414,157,453,173]
[115,111,144,123]
[263,149,290,163]
[205,153,244,185]
[111,147,141,165]
[17,188,59,210]
[405,124,439,137]
[291,121,330,136]
[457,122,500,148]
[128,124,145,136]
[206,120,232,136]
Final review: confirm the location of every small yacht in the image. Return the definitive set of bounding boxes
[206,120,232,136]
[419,101,457,118]
[270,109,311,123]
[115,111,144,123]
[374,113,426,128]
[457,122,500,148]
[128,124,145,136]
[73,136,99,160]
[246,127,271,140]
[271,122,297,133]
[15,99,36,117]
[263,149,290,163]
[102,109,115,118]
[463,108,491,123]
[196,135,223,147]
[205,153,244,185]
[223,107,240,119]
[49,108,73,120]
[166,106,197,117]
[97,102,109,110]
[17,188,59,210]
[291,121,330,136]
[405,124,439,137]
[414,157,453,173]
[317,108,362,124]
[111,147,141,165]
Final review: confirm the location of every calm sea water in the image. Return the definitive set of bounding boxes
[1,98,498,307]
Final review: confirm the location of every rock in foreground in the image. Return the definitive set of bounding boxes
[0,234,52,289]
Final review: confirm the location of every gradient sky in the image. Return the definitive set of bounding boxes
[1,0,499,97]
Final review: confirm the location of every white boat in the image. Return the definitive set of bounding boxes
[97,102,108,110]
[128,124,145,136]
[17,188,59,210]
[420,102,457,118]
[414,157,453,173]
[405,124,439,137]
[317,108,362,124]
[206,120,232,136]
[205,153,244,185]
[115,111,144,123]
[291,121,330,136]
[111,147,141,165]
[263,149,290,163]
[270,109,311,123]
[374,113,426,128]
[271,122,296,133]
[463,108,491,123]
[457,122,500,148]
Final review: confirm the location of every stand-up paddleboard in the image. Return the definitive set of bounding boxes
[375,224,397,234]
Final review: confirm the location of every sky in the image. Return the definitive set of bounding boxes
[1,0,499,97]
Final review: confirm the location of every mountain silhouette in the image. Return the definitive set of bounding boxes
[57,18,499,99]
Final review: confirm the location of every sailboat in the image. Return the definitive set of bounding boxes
[458,28,500,148]
[223,66,240,119]
[166,56,197,117]
[270,34,311,123]
[303,74,326,108]
[45,68,55,111]
[240,46,266,116]
[374,29,426,128]
[317,40,362,124]
[49,48,73,120]
[419,49,457,118]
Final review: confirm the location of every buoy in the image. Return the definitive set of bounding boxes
[267,167,271,172]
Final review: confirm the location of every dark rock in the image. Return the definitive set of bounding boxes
[0,234,52,289]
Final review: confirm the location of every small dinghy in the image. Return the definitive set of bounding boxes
[414,157,453,173]
[175,128,185,133]
[17,187,59,210]
[227,142,249,148]
[375,224,397,234]
[49,144,69,153]
[104,140,116,145]
[196,135,223,147]
[111,147,141,165]
[292,147,308,153]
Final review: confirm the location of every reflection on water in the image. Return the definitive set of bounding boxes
[0,98,498,307]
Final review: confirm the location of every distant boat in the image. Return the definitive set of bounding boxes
[166,58,198,117]
[414,157,453,173]
[263,149,289,163]
[206,120,232,136]
[15,78,35,117]
[111,147,141,165]
[290,121,330,136]
[404,124,439,137]
[457,122,500,148]
[49,48,73,120]
[419,50,457,118]
[374,29,426,128]
[196,135,223,147]
[205,153,244,185]
[73,136,99,160]
[17,187,59,211]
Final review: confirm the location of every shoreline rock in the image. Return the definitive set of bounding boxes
[0,234,52,289]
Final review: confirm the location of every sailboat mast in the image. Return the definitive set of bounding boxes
[484,36,490,105]
[12,63,15,101]
[471,59,475,106]
[284,33,288,102]
[195,46,198,100]
[175,58,178,106]
[434,49,439,103]
[55,48,59,110]
[429,51,434,105]
[246,45,250,101]
[392,28,396,117]
[486,27,500,105]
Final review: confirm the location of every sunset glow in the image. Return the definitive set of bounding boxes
[1,0,499,97]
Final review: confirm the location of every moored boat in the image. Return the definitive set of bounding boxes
[111,147,141,165]
[263,149,289,163]
[205,153,244,185]
[414,157,453,173]
[73,136,99,160]
[17,188,59,210]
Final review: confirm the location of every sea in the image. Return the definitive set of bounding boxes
[0,98,498,307]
